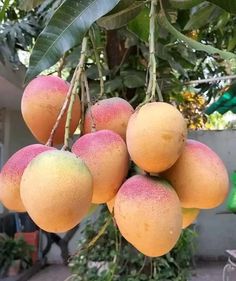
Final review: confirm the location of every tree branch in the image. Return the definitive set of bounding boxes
[184,74,236,85]
[89,28,105,98]
[146,0,158,102]
[63,37,88,150]
[57,52,67,78]
[82,71,96,132]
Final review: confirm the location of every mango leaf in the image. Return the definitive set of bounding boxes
[169,0,204,9]
[213,11,231,30]
[0,0,10,20]
[228,29,236,51]
[208,0,236,14]
[109,0,136,14]
[105,77,123,93]
[184,3,223,30]
[128,7,149,42]
[18,0,45,11]
[25,0,120,83]
[121,70,145,88]
[158,9,236,60]
[156,43,188,77]
[97,2,144,30]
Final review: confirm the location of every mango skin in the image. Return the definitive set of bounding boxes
[126,102,187,173]
[72,130,129,204]
[114,175,182,257]
[84,97,134,140]
[20,150,93,233]
[107,196,115,214]
[182,208,200,229]
[0,144,55,212]
[163,139,229,209]
[21,75,81,145]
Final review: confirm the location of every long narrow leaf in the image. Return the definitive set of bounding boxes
[97,2,144,30]
[18,0,45,11]
[25,0,120,83]
[169,0,204,9]
[158,9,236,60]
[0,0,10,21]
[208,0,236,14]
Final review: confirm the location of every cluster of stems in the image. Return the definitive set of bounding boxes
[47,0,166,147]
[46,37,88,149]
[46,28,102,149]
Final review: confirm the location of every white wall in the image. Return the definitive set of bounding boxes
[3,109,36,161]
[189,130,236,260]
[0,110,36,215]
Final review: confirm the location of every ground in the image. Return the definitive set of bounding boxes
[28,265,70,281]
[27,261,236,281]
[191,261,236,281]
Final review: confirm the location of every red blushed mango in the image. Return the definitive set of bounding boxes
[0,144,55,212]
[163,140,229,209]
[126,102,187,173]
[114,175,182,257]
[84,97,134,140]
[21,75,81,145]
[72,130,129,203]
[182,208,200,229]
[20,150,93,233]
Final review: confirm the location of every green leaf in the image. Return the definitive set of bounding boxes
[213,11,231,30]
[0,0,10,20]
[156,43,188,77]
[105,77,123,93]
[25,0,121,83]
[208,0,236,14]
[128,6,149,42]
[169,0,204,9]
[109,0,136,14]
[184,3,223,30]
[158,9,236,60]
[228,29,236,51]
[121,70,145,88]
[18,0,44,11]
[97,2,144,30]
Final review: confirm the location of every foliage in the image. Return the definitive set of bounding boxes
[174,90,207,130]
[69,207,196,281]
[204,112,228,129]
[0,0,63,68]
[23,0,236,86]
[24,0,121,83]
[0,233,34,277]
[1,0,236,108]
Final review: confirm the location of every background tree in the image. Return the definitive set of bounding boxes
[1,0,236,129]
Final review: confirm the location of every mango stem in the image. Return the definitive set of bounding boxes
[46,37,88,148]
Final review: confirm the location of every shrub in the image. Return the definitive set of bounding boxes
[69,207,196,281]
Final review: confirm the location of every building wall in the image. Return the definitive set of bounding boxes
[189,130,236,260]
[3,109,36,161]
[0,110,36,214]
[1,114,236,261]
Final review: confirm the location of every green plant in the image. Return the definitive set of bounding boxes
[69,207,196,281]
[0,233,34,277]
